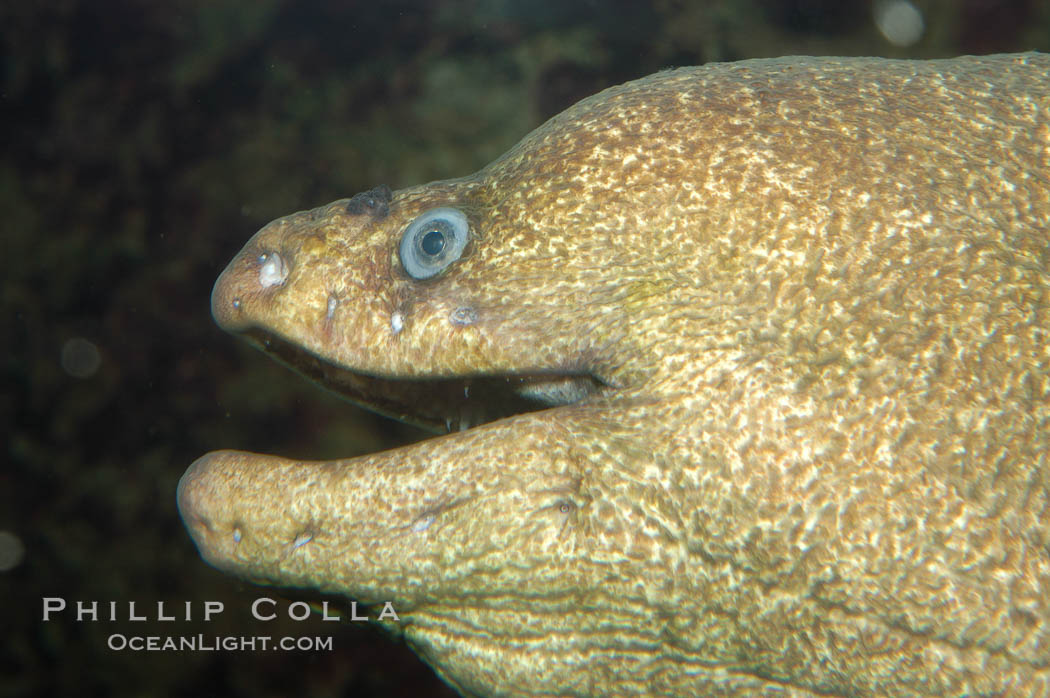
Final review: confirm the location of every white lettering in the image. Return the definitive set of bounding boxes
[42,597,66,621]
[77,601,98,621]
[104,633,332,652]
[377,602,399,621]
[203,601,224,621]
[287,601,310,621]
[252,597,277,621]
[320,602,339,621]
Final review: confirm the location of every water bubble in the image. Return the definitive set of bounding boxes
[874,0,924,47]
[0,530,25,572]
[60,337,102,378]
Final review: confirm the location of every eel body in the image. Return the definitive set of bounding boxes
[179,54,1050,696]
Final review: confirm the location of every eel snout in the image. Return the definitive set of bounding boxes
[176,449,385,589]
[177,450,296,581]
[177,413,595,602]
[206,198,611,431]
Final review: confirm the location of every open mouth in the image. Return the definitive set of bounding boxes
[244,329,608,434]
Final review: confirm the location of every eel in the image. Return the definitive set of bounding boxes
[178,54,1050,696]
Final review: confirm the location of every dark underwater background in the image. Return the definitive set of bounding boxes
[4,1,1049,696]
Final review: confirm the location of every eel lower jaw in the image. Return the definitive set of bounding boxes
[241,328,609,433]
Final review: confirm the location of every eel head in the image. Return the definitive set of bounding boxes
[180,55,1050,696]
[179,163,681,696]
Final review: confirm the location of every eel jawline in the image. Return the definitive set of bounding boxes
[242,327,607,432]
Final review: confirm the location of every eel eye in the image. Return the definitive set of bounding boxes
[399,207,470,280]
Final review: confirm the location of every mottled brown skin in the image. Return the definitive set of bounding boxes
[179,55,1050,696]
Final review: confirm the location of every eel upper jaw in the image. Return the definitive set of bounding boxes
[243,327,609,434]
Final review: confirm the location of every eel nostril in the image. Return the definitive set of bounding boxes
[257,251,289,288]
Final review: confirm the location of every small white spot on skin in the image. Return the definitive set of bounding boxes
[411,515,435,533]
[390,311,404,335]
[443,415,473,432]
[449,307,478,326]
[257,252,288,288]
[326,294,338,321]
[291,532,312,550]
[232,528,242,543]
